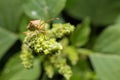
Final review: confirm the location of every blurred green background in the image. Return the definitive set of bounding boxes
[1,0,120,80]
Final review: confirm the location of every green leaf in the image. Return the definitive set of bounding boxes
[23,0,66,20]
[19,15,30,33]
[18,15,30,41]
[90,53,120,80]
[66,0,120,25]
[93,24,120,54]
[70,18,90,47]
[70,59,95,80]
[0,0,24,32]
[115,15,120,24]
[0,27,17,60]
[0,53,41,80]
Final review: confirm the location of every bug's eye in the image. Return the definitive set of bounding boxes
[27,25,36,31]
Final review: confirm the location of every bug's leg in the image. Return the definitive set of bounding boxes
[41,23,45,30]
[23,32,28,36]
[38,20,45,29]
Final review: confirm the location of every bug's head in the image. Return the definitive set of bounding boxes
[27,20,41,31]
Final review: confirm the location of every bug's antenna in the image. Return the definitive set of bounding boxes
[45,18,59,23]
[39,18,60,27]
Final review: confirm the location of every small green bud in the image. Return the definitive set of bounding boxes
[51,23,75,38]
[20,44,34,69]
[64,46,79,65]
[44,61,54,78]
[49,54,72,80]
[22,61,33,69]
[44,49,49,54]
[59,65,72,80]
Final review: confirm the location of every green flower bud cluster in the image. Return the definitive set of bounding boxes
[44,61,54,78]
[60,39,79,65]
[59,65,72,80]
[64,46,79,65]
[51,23,74,38]
[23,33,63,55]
[49,54,72,80]
[21,20,75,79]
[42,38,63,54]
[20,44,34,69]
